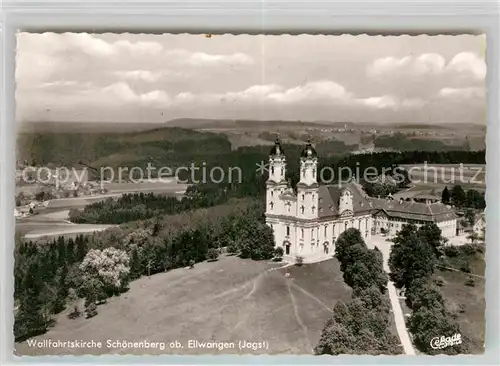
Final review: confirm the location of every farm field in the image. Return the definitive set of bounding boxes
[15,256,353,356]
[400,164,486,186]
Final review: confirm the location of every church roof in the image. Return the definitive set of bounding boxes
[316,182,457,222]
[318,182,371,218]
[369,197,457,223]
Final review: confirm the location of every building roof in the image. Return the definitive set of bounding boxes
[392,190,440,201]
[318,181,371,218]
[369,197,457,223]
[413,193,441,201]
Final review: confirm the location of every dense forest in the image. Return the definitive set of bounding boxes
[374,133,471,152]
[69,184,231,224]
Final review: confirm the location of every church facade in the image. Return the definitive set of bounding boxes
[264,139,458,262]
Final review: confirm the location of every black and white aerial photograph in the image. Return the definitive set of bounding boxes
[13,33,486,356]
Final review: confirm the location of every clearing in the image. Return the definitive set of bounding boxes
[15,256,352,356]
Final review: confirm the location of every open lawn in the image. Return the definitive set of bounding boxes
[15,256,352,356]
[434,253,485,354]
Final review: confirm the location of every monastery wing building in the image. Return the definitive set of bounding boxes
[264,139,458,262]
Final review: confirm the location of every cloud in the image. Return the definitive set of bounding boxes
[367,53,446,78]
[167,49,254,67]
[113,70,165,83]
[446,52,486,79]
[437,87,485,98]
[367,52,486,80]
[16,33,254,90]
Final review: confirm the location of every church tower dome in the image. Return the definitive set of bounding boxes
[269,138,285,157]
[267,137,286,184]
[300,139,317,159]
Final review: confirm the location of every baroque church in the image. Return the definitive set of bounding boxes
[265,139,458,262]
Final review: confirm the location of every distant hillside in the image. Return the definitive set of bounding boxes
[17,127,232,168]
[18,121,167,134]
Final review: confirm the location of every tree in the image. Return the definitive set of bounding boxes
[466,189,485,209]
[274,246,284,259]
[79,247,130,294]
[441,186,450,204]
[450,185,466,207]
[418,223,445,257]
[335,228,365,265]
[81,277,106,306]
[389,227,436,289]
[238,220,275,260]
[14,261,48,341]
[408,306,465,355]
[467,231,480,245]
[464,208,476,227]
[66,288,81,319]
[84,302,98,319]
[207,248,219,261]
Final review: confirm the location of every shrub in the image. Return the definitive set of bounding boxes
[189,259,195,269]
[84,303,97,319]
[274,246,284,258]
[464,277,475,287]
[295,256,304,266]
[461,243,482,256]
[226,242,238,255]
[443,245,459,257]
[433,276,445,287]
[207,248,219,262]
[459,260,471,273]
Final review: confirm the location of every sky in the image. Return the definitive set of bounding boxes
[16,33,486,124]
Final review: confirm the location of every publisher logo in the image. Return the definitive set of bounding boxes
[430,333,462,350]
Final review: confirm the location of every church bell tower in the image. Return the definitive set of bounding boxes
[266,138,287,216]
[296,139,319,220]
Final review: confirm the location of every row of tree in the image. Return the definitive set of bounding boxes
[388,223,468,354]
[314,229,402,355]
[441,185,486,209]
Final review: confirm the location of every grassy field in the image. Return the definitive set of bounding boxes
[435,251,485,354]
[400,164,486,188]
[15,256,353,356]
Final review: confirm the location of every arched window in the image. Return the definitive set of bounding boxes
[324,225,328,236]
[345,221,348,231]
[271,190,274,197]
[269,201,274,210]
[300,205,305,214]
[302,194,305,201]
[311,228,314,238]
[286,226,290,236]
[271,166,275,175]
[301,228,304,239]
